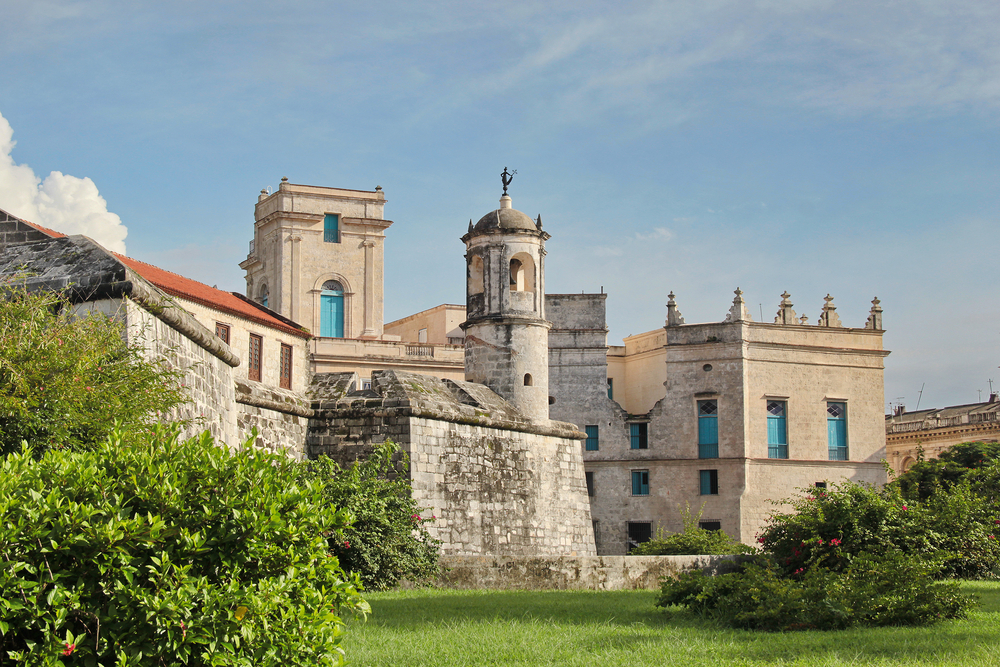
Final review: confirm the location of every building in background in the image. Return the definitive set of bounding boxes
[885,399,1000,475]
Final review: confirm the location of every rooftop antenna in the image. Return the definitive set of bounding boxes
[759,303,763,321]
[978,389,983,401]
[915,382,925,411]
[989,378,995,395]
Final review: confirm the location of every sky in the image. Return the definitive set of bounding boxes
[1,0,998,412]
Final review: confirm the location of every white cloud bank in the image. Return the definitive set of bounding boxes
[0,112,127,254]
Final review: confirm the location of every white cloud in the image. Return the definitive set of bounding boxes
[0,112,127,253]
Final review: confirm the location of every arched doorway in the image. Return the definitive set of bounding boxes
[320,280,345,337]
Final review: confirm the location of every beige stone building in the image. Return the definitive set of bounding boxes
[885,399,1000,475]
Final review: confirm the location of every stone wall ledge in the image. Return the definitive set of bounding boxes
[236,380,313,417]
[434,554,750,590]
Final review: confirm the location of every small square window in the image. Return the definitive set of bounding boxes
[815,481,827,489]
[585,425,599,451]
[631,470,649,496]
[627,522,652,550]
[699,521,722,532]
[700,469,719,495]
[215,322,230,345]
[630,423,648,450]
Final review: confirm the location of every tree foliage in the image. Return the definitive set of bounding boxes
[298,443,440,591]
[893,441,1000,503]
[0,426,368,666]
[630,504,754,556]
[0,285,186,455]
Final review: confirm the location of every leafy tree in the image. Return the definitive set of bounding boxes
[893,441,1000,502]
[298,442,440,591]
[0,284,186,455]
[0,426,368,665]
[630,504,754,556]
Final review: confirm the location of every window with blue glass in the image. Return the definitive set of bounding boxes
[827,402,848,460]
[629,422,648,450]
[767,400,788,459]
[607,378,614,400]
[585,425,599,451]
[699,469,718,495]
[631,470,649,496]
[323,214,340,243]
[697,400,718,458]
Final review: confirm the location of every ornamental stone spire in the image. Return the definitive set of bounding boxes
[817,293,843,328]
[724,287,753,322]
[865,297,883,330]
[774,291,798,325]
[666,292,685,327]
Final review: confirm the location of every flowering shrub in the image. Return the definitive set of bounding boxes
[758,481,1000,579]
[0,285,186,456]
[657,550,973,631]
[0,426,367,665]
[298,442,440,590]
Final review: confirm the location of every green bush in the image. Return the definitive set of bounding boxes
[298,442,440,591]
[631,504,754,556]
[893,442,1000,502]
[657,551,974,631]
[0,285,186,455]
[758,481,1000,579]
[0,426,368,666]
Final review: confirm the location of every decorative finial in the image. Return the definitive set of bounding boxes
[800,314,809,325]
[724,287,753,323]
[865,296,883,330]
[260,188,267,195]
[468,219,474,233]
[774,291,798,325]
[536,214,542,230]
[817,293,843,327]
[281,176,289,182]
[375,185,382,191]
[501,167,516,196]
[666,291,685,327]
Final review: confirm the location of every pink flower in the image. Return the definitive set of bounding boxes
[62,643,75,656]
[343,540,351,549]
[85,386,93,391]
[180,621,186,639]
[794,568,805,575]
[994,520,999,525]
[902,505,908,511]
[830,538,842,546]
[817,538,824,545]
[757,536,765,544]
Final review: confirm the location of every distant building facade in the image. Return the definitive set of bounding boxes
[885,399,1000,475]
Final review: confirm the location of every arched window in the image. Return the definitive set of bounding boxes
[258,284,269,309]
[509,253,535,292]
[524,373,533,386]
[320,280,345,338]
[469,255,484,295]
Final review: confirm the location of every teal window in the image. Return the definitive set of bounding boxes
[700,469,718,495]
[767,400,788,459]
[320,280,345,338]
[630,423,648,450]
[607,378,614,400]
[631,470,649,496]
[324,214,340,243]
[698,400,718,458]
[827,402,848,460]
[585,425,599,451]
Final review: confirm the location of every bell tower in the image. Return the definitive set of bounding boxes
[461,171,551,422]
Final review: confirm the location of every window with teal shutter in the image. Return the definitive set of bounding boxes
[699,469,718,495]
[767,400,788,459]
[607,378,613,400]
[698,400,718,458]
[631,470,649,496]
[324,214,340,243]
[585,425,599,451]
[320,280,345,338]
[630,423,648,449]
[827,402,848,460]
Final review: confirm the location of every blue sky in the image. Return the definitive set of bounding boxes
[1,1,998,411]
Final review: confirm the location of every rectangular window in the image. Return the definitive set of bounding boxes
[279,343,292,389]
[630,423,648,450]
[627,522,652,550]
[248,334,262,382]
[607,378,613,399]
[418,328,428,343]
[631,470,649,496]
[215,322,230,345]
[767,400,788,459]
[700,469,719,495]
[699,521,722,532]
[698,399,719,458]
[828,402,848,460]
[585,425,599,451]
[585,471,595,497]
[323,214,340,243]
[815,482,827,489]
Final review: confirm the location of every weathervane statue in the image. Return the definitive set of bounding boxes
[501,167,516,195]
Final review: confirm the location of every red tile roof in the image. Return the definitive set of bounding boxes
[115,254,310,339]
[22,220,67,239]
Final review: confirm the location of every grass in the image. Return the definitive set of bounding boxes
[342,581,1000,666]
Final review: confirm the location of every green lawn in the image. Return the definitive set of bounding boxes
[342,582,1000,666]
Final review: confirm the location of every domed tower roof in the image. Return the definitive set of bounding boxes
[472,195,538,233]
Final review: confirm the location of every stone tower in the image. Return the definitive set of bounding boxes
[239,179,392,339]
[461,183,551,422]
